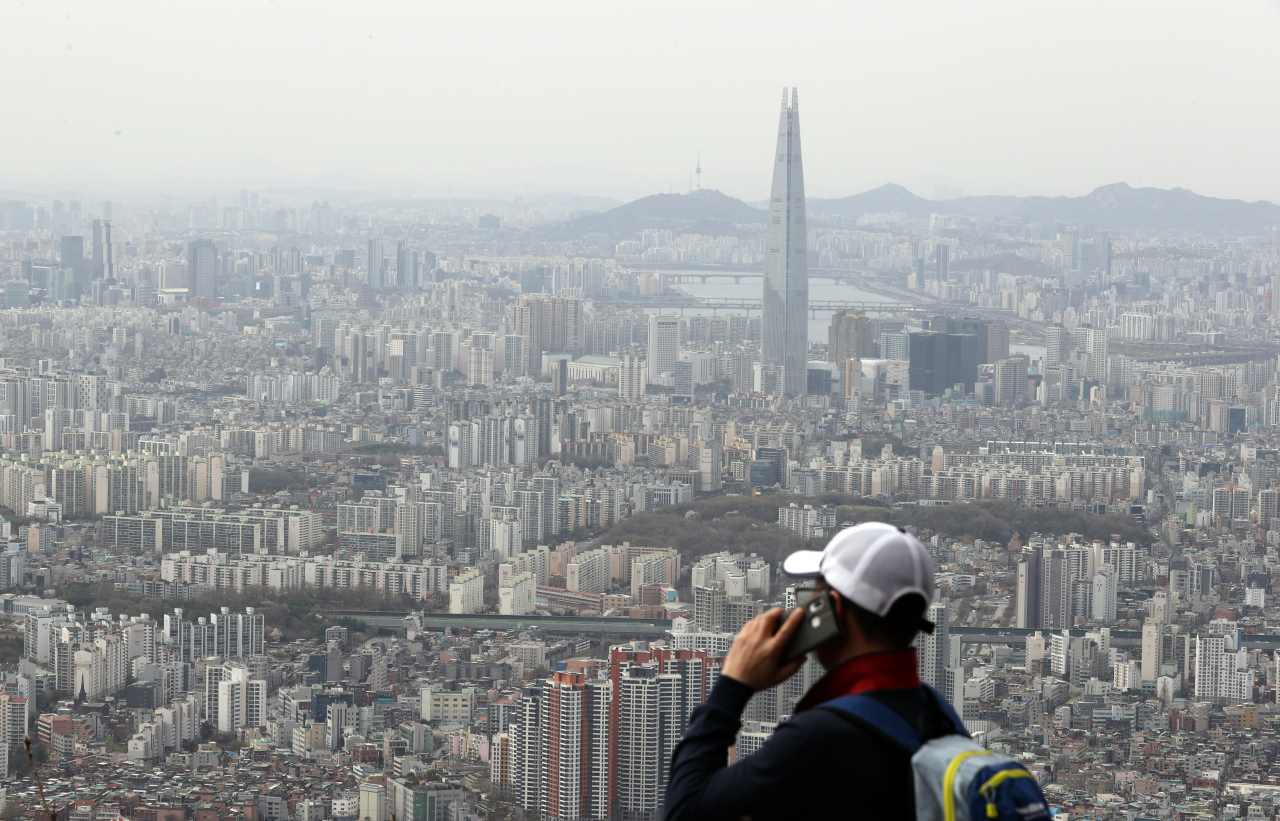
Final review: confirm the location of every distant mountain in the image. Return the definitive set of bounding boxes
[1014,183,1280,234]
[809,182,1280,235]
[543,189,764,239]
[808,183,936,219]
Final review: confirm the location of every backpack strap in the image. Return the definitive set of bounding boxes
[821,693,923,755]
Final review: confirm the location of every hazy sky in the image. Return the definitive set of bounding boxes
[4,1,1280,203]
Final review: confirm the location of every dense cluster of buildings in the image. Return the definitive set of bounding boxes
[5,89,1280,819]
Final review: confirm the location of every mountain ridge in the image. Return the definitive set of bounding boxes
[809,182,1280,233]
[540,189,764,239]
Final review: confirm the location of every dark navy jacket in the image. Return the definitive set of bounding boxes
[664,652,964,821]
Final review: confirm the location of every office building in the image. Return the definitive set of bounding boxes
[761,88,808,396]
[986,320,1010,363]
[1045,324,1071,365]
[647,315,679,381]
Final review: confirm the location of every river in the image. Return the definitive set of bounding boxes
[648,272,1047,359]
[655,274,897,343]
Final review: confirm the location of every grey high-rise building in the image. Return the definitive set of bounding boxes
[101,220,114,280]
[187,240,217,301]
[396,240,416,290]
[761,87,808,396]
[92,220,105,280]
[1015,550,1042,629]
[367,238,384,289]
[59,236,85,299]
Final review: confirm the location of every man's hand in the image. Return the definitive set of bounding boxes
[719,606,806,692]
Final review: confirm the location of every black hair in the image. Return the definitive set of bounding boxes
[843,593,929,650]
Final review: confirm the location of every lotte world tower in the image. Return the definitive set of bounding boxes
[761,87,809,396]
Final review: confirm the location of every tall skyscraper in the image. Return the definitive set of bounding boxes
[367,238,384,289]
[186,240,217,301]
[761,87,808,396]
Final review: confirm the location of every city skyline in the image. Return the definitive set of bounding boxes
[2,3,1280,819]
[3,2,1280,202]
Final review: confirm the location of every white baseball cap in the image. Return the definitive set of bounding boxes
[782,522,935,626]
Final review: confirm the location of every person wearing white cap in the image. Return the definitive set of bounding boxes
[664,522,967,821]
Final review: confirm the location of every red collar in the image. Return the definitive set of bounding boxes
[794,650,921,714]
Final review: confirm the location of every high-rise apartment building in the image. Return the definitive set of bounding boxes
[993,356,1029,405]
[916,599,951,691]
[396,240,416,289]
[186,239,217,301]
[367,237,385,289]
[1040,547,1069,630]
[514,295,584,372]
[540,671,612,821]
[827,309,873,365]
[761,88,808,396]
[1091,564,1117,625]
[210,606,265,659]
[1074,325,1108,382]
[617,665,682,821]
[618,355,646,400]
[1260,488,1280,531]
[1015,550,1042,629]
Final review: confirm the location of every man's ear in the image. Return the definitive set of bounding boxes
[831,592,855,634]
